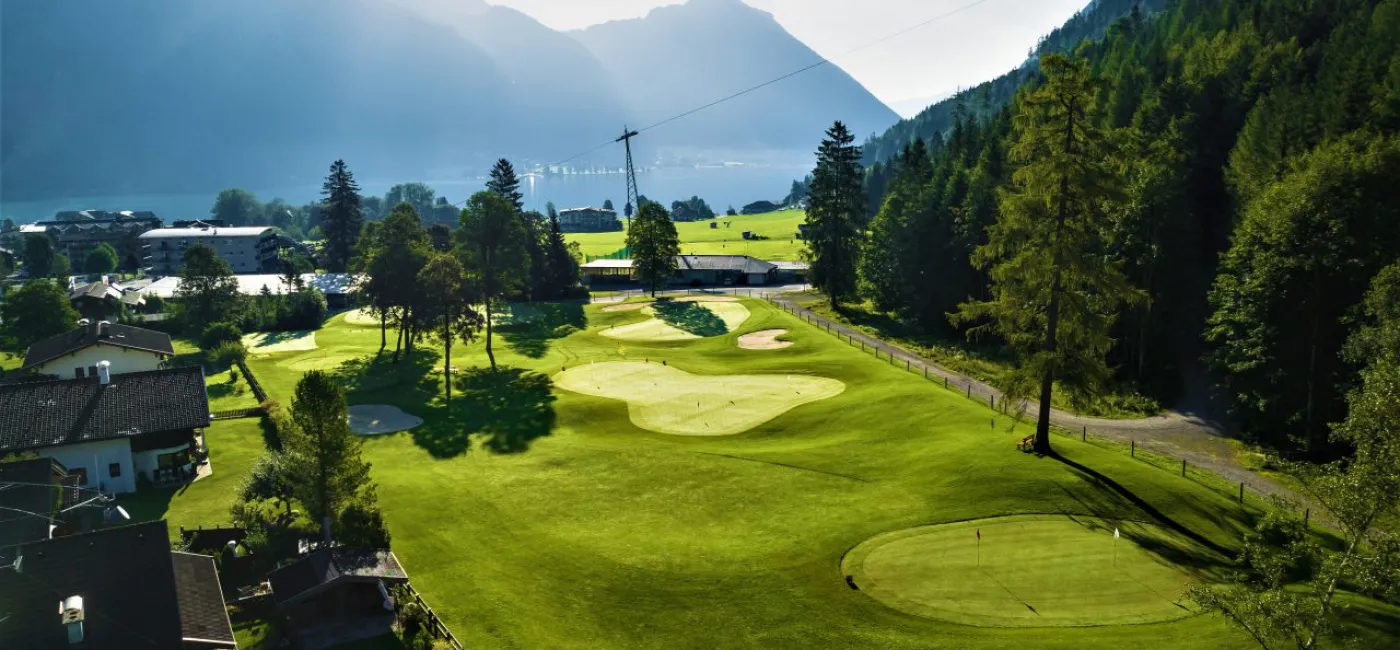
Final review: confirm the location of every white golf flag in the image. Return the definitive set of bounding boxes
[1114,528,1120,539]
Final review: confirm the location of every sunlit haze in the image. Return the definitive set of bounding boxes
[491,0,1091,116]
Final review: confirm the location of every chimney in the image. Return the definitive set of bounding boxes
[60,595,84,644]
[97,361,111,385]
[97,321,111,338]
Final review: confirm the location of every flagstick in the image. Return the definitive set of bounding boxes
[977,536,981,567]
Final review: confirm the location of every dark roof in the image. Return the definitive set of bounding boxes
[69,281,124,302]
[268,548,408,607]
[0,458,76,552]
[0,521,185,649]
[23,323,174,370]
[678,255,777,274]
[170,552,236,647]
[0,366,210,453]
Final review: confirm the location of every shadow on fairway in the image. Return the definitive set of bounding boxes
[497,302,587,359]
[329,351,440,395]
[652,300,728,337]
[411,367,556,458]
[1051,452,1236,558]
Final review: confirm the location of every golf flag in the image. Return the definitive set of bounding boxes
[1114,528,1120,539]
[976,529,980,540]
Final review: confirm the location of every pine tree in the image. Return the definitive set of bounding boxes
[320,159,364,273]
[459,191,530,371]
[953,54,1140,454]
[626,202,679,297]
[284,370,371,544]
[488,158,525,213]
[544,207,579,298]
[805,121,865,309]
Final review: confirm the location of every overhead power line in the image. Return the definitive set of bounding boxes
[548,0,997,167]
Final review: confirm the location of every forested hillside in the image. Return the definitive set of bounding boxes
[854,0,1400,455]
[861,0,1167,174]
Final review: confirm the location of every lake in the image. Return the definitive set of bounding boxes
[0,165,810,224]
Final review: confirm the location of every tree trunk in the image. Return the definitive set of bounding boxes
[1036,271,1062,455]
[444,311,453,403]
[393,306,405,363]
[379,310,387,351]
[321,514,333,546]
[485,299,497,370]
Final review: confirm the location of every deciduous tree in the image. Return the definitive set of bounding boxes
[417,254,483,401]
[1,280,79,348]
[626,202,679,297]
[174,244,244,334]
[459,191,529,371]
[84,243,118,275]
[211,188,262,226]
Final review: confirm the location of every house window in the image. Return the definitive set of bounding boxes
[109,463,121,478]
[88,365,98,377]
[74,367,85,379]
[72,467,89,486]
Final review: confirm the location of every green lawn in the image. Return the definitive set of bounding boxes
[566,209,808,260]
[119,418,265,539]
[128,302,1398,649]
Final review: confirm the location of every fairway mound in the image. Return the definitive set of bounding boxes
[738,329,792,350]
[242,331,317,355]
[343,308,380,326]
[286,354,358,372]
[554,361,843,435]
[602,300,750,342]
[603,302,651,313]
[843,515,1200,627]
[348,404,423,436]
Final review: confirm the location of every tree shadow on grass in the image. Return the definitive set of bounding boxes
[651,300,728,336]
[410,367,556,459]
[496,302,587,359]
[1050,452,1239,560]
[328,350,440,396]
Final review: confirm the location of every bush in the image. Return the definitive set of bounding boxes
[259,400,289,451]
[278,289,327,331]
[337,497,391,549]
[200,321,243,351]
[207,341,247,371]
[143,294,166,314]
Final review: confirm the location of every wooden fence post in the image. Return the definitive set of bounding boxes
[944,377,948,390]
[1182,459,1187,477]
[1131,440,1135,457]
[1239,483,1245,503]
[1082,426,1086,441]
[990,395,995,409]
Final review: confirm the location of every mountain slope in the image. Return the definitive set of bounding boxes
[571,0,899,155]
[862,0,1166,165]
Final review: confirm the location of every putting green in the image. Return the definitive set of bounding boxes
[601,301,751,342]
[242,331,317,355]
[343,308,381,326]
[553,361,844,435]
[843,515,1201,627]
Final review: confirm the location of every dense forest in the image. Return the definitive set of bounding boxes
[853,0,1400,455]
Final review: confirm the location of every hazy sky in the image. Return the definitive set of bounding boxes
[491,0,1091,116]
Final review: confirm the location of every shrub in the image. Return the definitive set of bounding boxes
[259,400,289,452]
[337,497,391,549]
[200,321,243,351]
[207,341,247,371]
[143,294,166,314]
[277,289,327,331]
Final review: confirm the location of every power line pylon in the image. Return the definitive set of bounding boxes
[617,126,641,229]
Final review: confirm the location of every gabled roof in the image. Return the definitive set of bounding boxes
[0,366,210,453]
[170,552,236,647]
[69,281,125,302]
[678,255,777,274]
[268,548,409,607]
[23,323,174,370]
[0,521,186,649]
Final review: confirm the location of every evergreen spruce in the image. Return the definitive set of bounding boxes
[321,159,364,273]
[805,121,865,309]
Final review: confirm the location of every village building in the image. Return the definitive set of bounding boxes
[0,365,211,493]
[140,224,287,275]
[141,272,359,308]
[17,211,163,271]
[557,207,622,233]
[22,320,174,378]
[580,255,782,287]
[0,457,79,551]
[268,548,410,647]
[0,520,235,649]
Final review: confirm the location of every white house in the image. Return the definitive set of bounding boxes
[22,320,174,379]
[0,365,211,493]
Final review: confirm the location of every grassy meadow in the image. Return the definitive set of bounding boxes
[566,209,807,260]
[141,298,1399,649]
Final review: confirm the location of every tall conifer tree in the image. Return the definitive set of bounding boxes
[321,159,364,273]
[805,121,865,309]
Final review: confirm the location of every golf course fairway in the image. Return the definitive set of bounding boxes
[554,360,844,435]
[843,515,1204,627]
[601,300,750,342]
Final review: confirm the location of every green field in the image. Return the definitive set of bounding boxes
[566,209,808,260]
[143,300,1399,649]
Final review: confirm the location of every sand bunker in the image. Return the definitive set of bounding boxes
[348,404,424,436]
[602,301,751,342]
[738,329,792,350]
[603,302,650,313]
[343,308,381,326]
[554,361,844,435]
[242,331,317,355]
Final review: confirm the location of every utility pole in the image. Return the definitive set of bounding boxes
[617,126,641,230]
